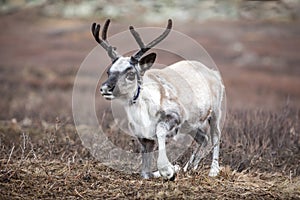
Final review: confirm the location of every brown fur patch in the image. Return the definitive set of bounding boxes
[200,108,212,122]
[147,73,166,106]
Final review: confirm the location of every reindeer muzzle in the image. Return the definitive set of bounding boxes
[100,82,115,100]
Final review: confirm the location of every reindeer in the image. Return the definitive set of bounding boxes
[91,19,225,180]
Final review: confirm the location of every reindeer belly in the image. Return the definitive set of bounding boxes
[140,61,219,138]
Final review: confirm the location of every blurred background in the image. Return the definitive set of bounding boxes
[0,0,299,123]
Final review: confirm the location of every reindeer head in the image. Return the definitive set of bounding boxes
[91,19,172,103]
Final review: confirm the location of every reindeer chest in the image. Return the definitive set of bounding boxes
[126,104,158,140]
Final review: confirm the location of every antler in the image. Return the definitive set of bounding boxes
[91,19,119,61]
[129,19,172,62]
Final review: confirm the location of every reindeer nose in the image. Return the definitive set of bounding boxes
[100,83,114,94]
[100,86,105,94]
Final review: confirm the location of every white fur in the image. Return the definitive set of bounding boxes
[110,57,131,72]
[103,59,224,179]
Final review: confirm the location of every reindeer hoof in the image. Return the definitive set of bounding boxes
[141,172,153,179]
[168,165,180,181]
[208,161,220,177]
[160,164,180,181]
[169,173,176,181]
[159,166,175,180]
[208,168,220,177]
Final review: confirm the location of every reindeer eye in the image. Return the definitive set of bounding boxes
[126,72,135,81]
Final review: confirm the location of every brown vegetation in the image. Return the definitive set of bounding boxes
[0,106,299,199]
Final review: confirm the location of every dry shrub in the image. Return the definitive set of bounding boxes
[0,118,91,163]
[221,104,300,176]
[0,105,300,199]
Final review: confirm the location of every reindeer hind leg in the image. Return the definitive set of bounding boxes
[191,126,210,170]
[208,111,221,177]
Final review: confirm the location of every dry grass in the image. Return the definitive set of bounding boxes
[0,106,299,199]
[1,159,299,199]
[221,104,300,176]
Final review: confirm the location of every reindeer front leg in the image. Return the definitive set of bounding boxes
[138,138,156,179]
[156,113,181,180]
[156,122,176,180]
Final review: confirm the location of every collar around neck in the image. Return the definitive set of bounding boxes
[129,58,142,105]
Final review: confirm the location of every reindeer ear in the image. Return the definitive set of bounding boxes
[138,53,156,75]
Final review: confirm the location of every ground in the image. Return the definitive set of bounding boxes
[0,7,300,199]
